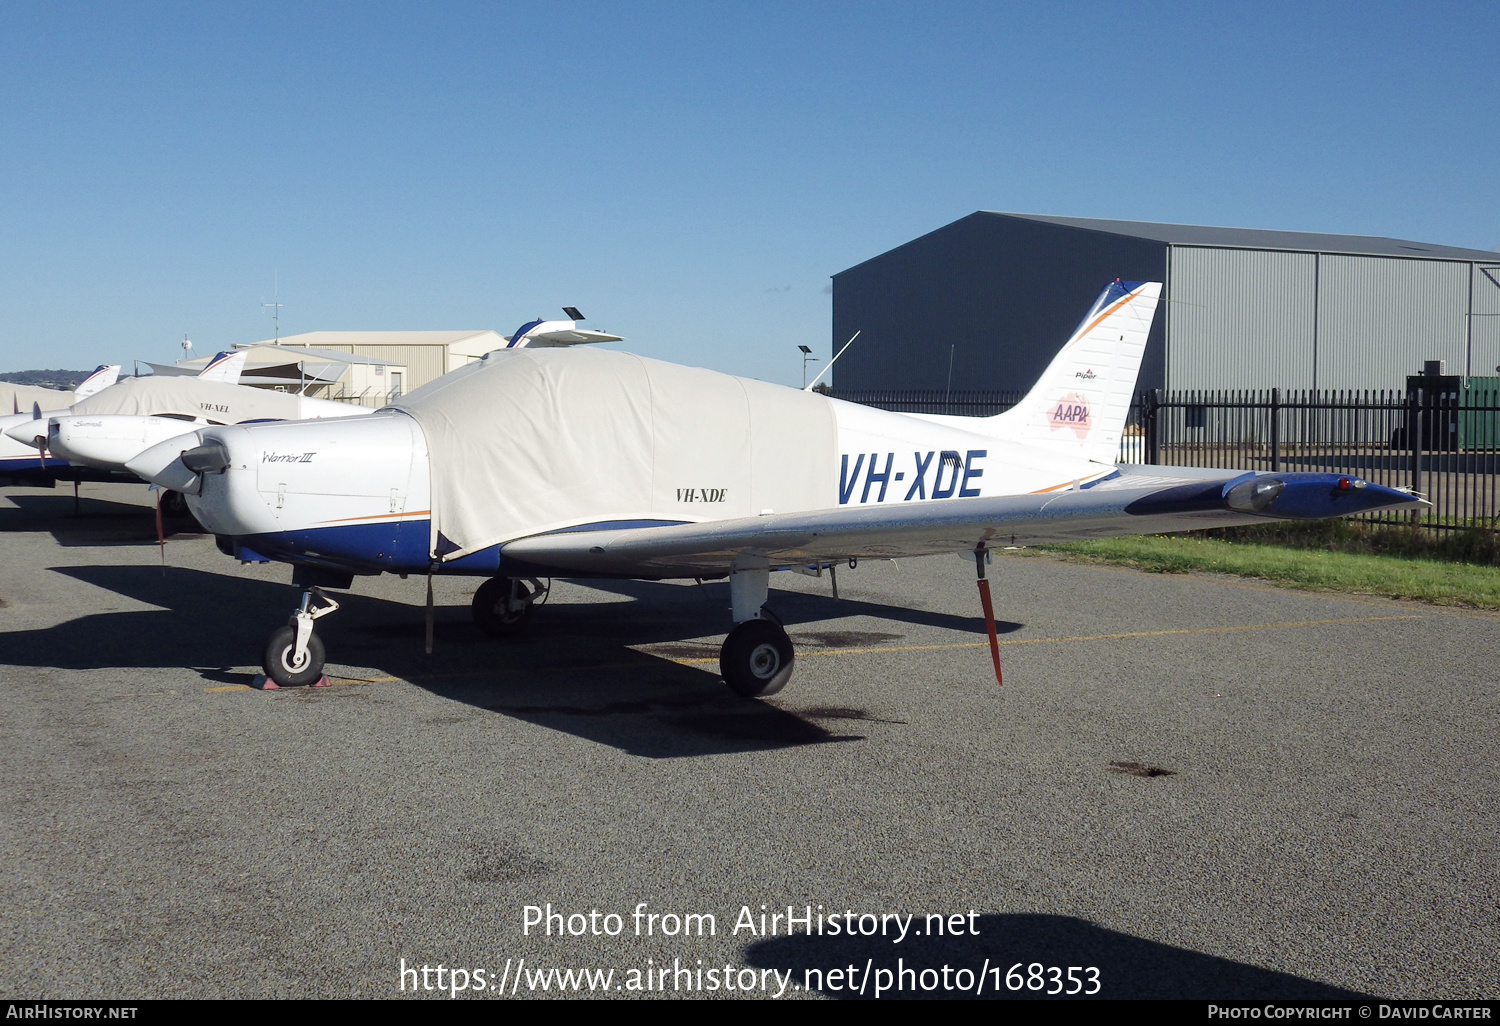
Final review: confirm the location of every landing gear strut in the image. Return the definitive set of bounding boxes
[471,576,548,637]
[262,586,340,687]
[718,562,795,698]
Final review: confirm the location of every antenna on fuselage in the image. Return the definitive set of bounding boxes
[804,330,859,392]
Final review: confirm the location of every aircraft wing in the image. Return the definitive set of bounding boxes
[498,467,1425,577]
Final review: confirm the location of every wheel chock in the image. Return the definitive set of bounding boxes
[249,673,331,690]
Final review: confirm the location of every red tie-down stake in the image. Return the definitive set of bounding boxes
[974,545,1002,687]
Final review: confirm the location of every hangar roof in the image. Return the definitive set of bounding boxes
[253,330,505,358]
[984,212,1500,262]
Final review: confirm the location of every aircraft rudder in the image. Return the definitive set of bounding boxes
[991,280,1162,464]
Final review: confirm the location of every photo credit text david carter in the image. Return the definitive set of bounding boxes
[397,903,1103,998]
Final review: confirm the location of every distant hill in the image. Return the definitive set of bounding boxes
[0,369,91,390]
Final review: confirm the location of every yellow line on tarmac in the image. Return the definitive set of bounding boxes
[666,614,1427,664]
[203,662,650,692]
[204,614,1424,689]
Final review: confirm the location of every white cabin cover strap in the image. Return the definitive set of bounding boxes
[393,348,837,560]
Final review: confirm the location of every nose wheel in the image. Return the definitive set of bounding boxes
[720,618,795,698]
[261,586,339,687]
[262,624,328,687]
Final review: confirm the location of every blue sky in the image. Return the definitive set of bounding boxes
[2,1,1496,385]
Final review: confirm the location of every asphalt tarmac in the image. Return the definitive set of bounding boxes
[1,482,1496,1000]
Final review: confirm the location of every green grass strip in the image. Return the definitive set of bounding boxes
[1030,535,1500,609]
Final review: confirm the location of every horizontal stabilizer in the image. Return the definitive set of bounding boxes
[506,318,624,349]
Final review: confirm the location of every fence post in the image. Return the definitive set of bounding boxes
[1270,387,1281,473]
[1145,390,1160,465]
[1407,385,1424,522]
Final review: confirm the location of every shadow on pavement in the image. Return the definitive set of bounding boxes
[13,564,1014,759]
[1,491,204,546]
[743,913,1378,999]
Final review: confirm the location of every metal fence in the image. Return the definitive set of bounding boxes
[828,387,1500,531]
[318,386,404,408]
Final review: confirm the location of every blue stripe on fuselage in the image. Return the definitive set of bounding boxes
[227,518,693,577]
[233,519,434,574]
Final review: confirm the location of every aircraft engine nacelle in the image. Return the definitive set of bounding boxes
[47,414,204,471]
[128,412,433,566]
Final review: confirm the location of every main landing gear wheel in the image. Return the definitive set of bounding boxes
[159,489,190,519]
[262,624,327,687]
[471,577,545,638]
[720,619,795,698]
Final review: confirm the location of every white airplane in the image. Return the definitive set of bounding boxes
[2,352,368,506]
[0,365,121,483]
[128,281,1424,691]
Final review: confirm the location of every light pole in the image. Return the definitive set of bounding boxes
[798,345,816,388]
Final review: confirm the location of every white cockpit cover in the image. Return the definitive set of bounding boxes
[392,348,838,559]
[1,383,74,414]
[68,377,361,423]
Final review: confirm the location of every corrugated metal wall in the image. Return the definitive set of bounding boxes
[836,215,1489,396]
[1169,249,1478,391]
[1168,247,1316,389]
[833,213,1168,393]
[1314,255,1470,389]
[1469,264,1500,379]
[349,345,449,390]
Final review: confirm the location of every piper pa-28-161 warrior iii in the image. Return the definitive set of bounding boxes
[128,282,1425,693]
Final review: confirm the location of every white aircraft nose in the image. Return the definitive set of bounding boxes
[3,419,48,448]
[126,432,206,493]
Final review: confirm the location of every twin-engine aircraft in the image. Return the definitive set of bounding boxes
[128,282,1424,692]
[1,351,368,504]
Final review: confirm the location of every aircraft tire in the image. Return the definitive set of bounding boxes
[262,625,327,687]
[160,489,190,519]
[720,619,795,698]
[471,577,536,638]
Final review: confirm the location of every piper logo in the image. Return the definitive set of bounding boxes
[1049,394,1092,438]
[1074,369,1097,380]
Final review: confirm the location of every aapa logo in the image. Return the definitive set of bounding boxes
[1048,393,1092,439]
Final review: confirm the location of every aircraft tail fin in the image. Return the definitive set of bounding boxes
[196,350,247,384]
[73,364,120,399]
[990,280,1161,465]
